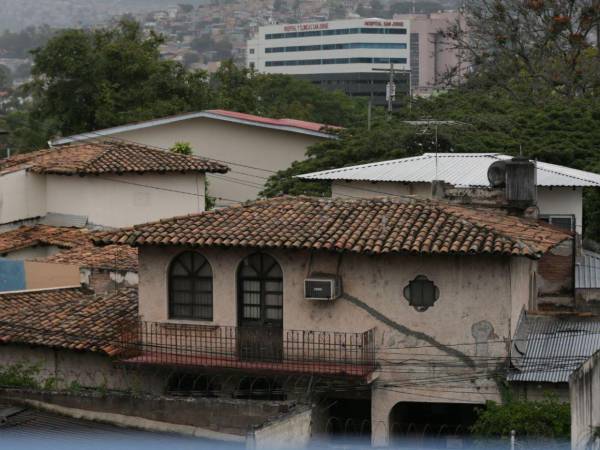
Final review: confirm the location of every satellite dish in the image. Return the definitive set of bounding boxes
[488,160,507,188]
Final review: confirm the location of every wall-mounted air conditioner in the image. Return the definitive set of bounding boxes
[304,275,342,301]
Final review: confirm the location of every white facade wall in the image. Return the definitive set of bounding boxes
[0,171,46,225]
[247,18,410,75]
[45,172,206,228]
[537,186,583,234]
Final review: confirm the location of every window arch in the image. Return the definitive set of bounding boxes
[237,253,283,325]
[169,251,213,320]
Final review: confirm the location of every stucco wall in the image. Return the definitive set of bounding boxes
[570,351,600,450]
[0,171,46,225]
[24,261,80,290]
[537,187,583,234]
[45,172,206,228]
[111,118,324,207]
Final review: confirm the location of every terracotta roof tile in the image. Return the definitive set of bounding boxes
[0,287,137,354]
[0,225,138,272]
[94,196,570,259]
[0,140,229,176]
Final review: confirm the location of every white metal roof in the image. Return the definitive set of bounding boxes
[50,110,338,146]
[298,153,600,187]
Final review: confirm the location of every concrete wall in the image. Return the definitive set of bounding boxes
[0,387,301,440]
[80,267,139,294]
[45,172,206,228]
[111,117,324,207]
[0,344,149,392]
[248,406,312,449]
[570,350,600,450]
[138,245,536,445]
[511,381,570,403]
[24,261,80,290]
[0,171,46,225]
[538,187,583,234]
[0,260,80,292]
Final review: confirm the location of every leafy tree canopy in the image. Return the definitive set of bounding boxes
[471,395,570,439]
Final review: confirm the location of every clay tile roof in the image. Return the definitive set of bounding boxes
[0,287,137,355]
[0,140,229,176]
[0,225,138,272]
[93,196,570,259]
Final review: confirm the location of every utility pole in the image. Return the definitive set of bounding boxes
[373,63,412,119]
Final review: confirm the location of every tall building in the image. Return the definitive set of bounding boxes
[246,13,462,105]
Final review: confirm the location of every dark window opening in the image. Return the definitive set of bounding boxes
[403,275,439,311]
[169,252,213,320]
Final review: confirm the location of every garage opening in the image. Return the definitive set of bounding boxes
[389,402,479,446]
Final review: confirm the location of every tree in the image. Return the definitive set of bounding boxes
[27,19,213,138]
[0,65,12,90]
[445,0,600,99]
[471,395,570,439]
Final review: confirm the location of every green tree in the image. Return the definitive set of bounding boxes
[0,65,12,90]
[27,19,213,138]
[471,395,570,439]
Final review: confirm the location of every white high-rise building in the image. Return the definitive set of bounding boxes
[246,13,463,105]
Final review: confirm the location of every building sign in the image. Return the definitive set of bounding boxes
[364,20,404,27]
[283,22,329,32]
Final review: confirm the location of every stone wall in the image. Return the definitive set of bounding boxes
[247,405,312,449]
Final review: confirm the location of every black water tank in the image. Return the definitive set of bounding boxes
[505,157,536,208]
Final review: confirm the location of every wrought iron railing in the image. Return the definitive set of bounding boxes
[117,320,376,378]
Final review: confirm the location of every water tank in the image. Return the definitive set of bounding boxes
[504,157,536,208]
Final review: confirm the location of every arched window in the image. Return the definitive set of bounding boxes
[169,252,213,320]
[237,253,283,326]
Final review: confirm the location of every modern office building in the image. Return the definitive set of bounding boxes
[246,13,462,105]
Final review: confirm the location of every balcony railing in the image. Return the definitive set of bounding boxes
[117,320,376,378]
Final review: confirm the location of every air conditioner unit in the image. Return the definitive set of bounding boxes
[304,276,341,301]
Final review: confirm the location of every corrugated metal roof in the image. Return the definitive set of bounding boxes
[298,153,600,187]
[40,213,88,228]
[576,250,600,289]
[508,313,600,383]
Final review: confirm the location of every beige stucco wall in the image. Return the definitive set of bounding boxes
[24,261,80,290]
[570,351,600,450]
[138,246,533,420]
[110,118,325,207]
[45,172,206,228]
[0,171,46,225]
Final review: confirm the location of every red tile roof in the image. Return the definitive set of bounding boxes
[0,140,229,176]
[0,225,138,272]
[94,196,570,259]
[206,109,342,133]
[0,287,137,355]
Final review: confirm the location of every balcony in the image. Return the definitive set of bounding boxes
[117,321,376,379]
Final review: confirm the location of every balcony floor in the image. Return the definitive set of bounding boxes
[119,351,375,379]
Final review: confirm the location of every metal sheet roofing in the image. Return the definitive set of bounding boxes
[51,110,339,146]
[298,153,600,187]
[508,313,600,383]
[576,250,600,289]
